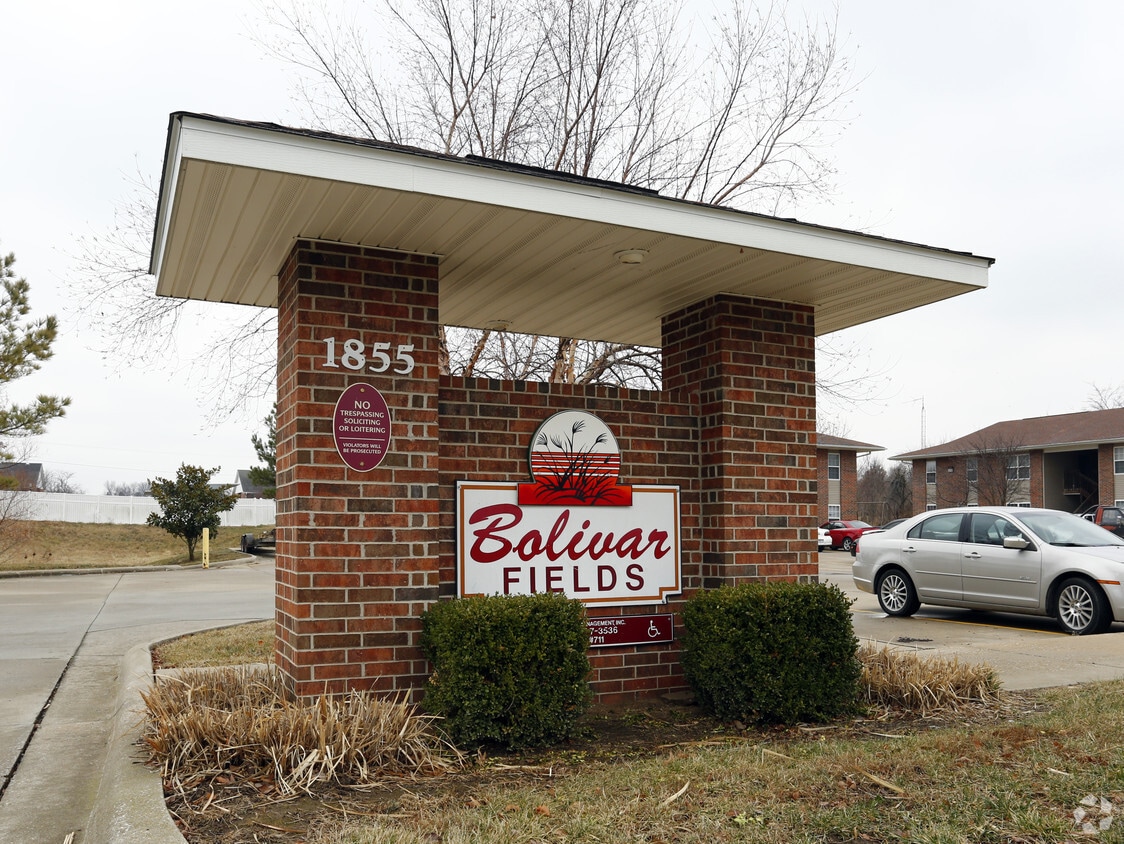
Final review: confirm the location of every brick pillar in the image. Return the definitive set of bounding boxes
[275,240,441,699]
[662,295,817,588]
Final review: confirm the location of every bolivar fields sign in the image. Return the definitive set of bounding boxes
[456,411,681,606]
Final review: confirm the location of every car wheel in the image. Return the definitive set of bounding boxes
[842,536,855,552]
[876,568,920,617]
[1054,577,1110,635]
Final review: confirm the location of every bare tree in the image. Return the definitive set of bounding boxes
[964,432,1027,507]
[73,0,856,408]
[104,479,153,496]
[41,469,84,495]
[855,457,912,525]
[1086,383,1124,411]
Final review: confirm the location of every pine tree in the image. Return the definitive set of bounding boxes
[0,249,69,464]
[248,405,276,499]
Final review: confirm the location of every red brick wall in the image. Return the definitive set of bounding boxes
[663,296,818,588]
[438,378,699,700]
[814,449,857,519]
[276,243,820,703]
[1099,445,1115,503]
[275,240,442,699]
[839,451,858,517]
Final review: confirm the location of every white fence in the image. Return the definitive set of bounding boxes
[20,493,276,526]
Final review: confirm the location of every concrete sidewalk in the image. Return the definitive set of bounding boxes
[0,559,273,844]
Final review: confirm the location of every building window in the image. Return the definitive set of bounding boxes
[926,503,936,511]
[1006,501,1031,507]
[828,452,840,481]
[827,504,841,520]
[1006,454,1030,481]
[1115,446,1124,475]
[966,458,978,483]
[926,460,936,485]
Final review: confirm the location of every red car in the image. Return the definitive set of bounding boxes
[819,519,876,552]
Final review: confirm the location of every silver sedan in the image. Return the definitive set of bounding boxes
[851,507,1124,635]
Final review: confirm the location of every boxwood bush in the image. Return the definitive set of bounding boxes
[420,592,592,748]
[680,581,861,725]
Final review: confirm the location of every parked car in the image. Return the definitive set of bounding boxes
[818,527,831,551]
[852,507,1124,635]
[1079,505,1124,538]
[819,519,876,552]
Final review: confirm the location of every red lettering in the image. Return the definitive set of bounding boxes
[565,519,591,560]
[469,504,521,563]
[544,509,570,561]
[572,565,591,593]
[467,506,673,567]
[598,565,617,590]
[545,566,563,592]
[626,564,644,591]
[502,567,520,594]
[616,528,646,559]
[647,529,671,558]
[516,529,545,561]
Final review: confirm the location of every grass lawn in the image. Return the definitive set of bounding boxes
[150,624,1124,844]
[0,521,274,571]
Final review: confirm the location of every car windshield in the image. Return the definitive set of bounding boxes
[1016,511,1124,547]
[850,521,872,528]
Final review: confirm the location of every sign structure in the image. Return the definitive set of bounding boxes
[332,383,391,471]
[587,614,674,648]
[457,411,681,606]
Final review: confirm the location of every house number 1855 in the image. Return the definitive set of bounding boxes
[322,338,416,375]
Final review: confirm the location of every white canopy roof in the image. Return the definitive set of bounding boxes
[151,113,993,347]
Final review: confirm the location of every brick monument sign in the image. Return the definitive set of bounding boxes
[151,113,993,702]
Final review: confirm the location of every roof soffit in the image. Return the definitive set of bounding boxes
[152,114,994,347]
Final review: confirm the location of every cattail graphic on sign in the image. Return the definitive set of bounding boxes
[519,411,632,506]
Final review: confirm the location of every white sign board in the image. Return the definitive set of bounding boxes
[457,481,681,605]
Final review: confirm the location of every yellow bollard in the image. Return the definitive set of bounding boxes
[202,527,210,569]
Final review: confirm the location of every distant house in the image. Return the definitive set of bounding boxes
[894,407,1124,512]
[816,434,883,521]
[232,469,267,498]
[0,462,46,491]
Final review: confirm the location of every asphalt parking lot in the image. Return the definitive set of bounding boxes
[819,550,1124,689]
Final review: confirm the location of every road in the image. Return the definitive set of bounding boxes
[0,559,274,844]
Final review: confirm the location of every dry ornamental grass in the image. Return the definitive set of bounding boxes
[140,666,464,798]
[858,642,1004,715]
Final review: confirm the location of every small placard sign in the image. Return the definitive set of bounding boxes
[586,614,674,648]
[332,383,391,471]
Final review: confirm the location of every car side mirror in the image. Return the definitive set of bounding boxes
[1003,535,1030,550]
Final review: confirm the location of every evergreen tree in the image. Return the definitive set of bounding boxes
[0,248,69,464]
[248,405,276,498]
[146,465,238,561]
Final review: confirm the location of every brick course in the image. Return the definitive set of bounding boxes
[276,242,819,703]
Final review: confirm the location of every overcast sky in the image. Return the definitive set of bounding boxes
[2,1,1120,493]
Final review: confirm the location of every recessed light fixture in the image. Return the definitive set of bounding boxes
[614,249,647,265]
[484,319,512,331]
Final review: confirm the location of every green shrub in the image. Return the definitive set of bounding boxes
[680,581,861,725]
[420,592,592,749]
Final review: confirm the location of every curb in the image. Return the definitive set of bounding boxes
[87,644,187,844]
[0,553,268,579]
